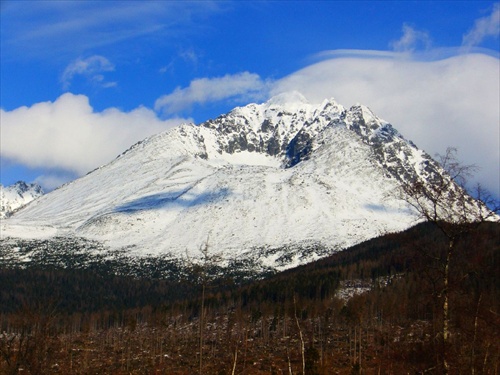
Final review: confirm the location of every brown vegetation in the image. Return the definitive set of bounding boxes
[1,222,499,374]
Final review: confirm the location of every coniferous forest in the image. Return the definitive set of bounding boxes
[0,222,499,374]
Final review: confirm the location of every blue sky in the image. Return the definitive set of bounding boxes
[1,1,499,199]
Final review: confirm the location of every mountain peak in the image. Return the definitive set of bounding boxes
[1,97,463,274]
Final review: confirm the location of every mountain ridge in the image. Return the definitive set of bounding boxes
[0,93,461,272]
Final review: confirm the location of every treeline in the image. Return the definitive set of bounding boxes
[0,222,499,374]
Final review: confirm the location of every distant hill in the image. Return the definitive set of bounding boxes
[0,181,43,218]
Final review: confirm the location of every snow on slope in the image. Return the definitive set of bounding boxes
[2,93,435,271]
[0,182,43,218]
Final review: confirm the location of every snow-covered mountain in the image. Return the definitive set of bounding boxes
[0,92,455,273]
[0,181,43,218]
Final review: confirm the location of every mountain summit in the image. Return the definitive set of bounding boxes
[1,94,453,272]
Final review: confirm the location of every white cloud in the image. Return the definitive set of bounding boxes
[61,55,116,90]
[272,51,500,197]
[0,93,189,176]
[390,24,431,52]
[463,3,500,47]
[155,72,270,114]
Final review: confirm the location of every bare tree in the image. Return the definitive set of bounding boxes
[185,238,222,375]
[293,294,306,375]
[396,147,499,374]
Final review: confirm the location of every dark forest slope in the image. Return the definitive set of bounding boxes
[1,222,499,374]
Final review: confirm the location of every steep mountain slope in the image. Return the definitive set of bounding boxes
[0,181,43,218]
[1,92,450,271]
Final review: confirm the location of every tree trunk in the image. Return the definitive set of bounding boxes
[471,293,482,375]
[293,295,305,375]
[231,344,238,375]
[442,239,453,375]
[199,282,205,375]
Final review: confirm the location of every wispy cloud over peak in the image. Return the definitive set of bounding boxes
[61,55,116,90]
[462,2,500,48]
[390,24,431,52]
